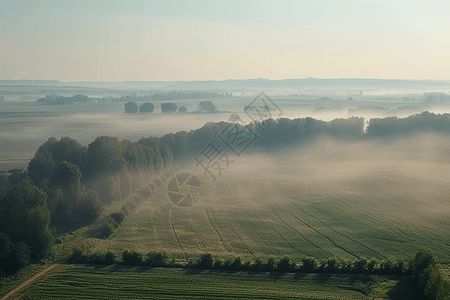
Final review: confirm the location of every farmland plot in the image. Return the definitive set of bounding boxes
[85,137,450,263]
[22,265,373,300]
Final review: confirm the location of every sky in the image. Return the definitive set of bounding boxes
[1,0,449,82]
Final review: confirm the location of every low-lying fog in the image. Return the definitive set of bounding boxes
[188,133,450,237]
[2,95,450,171]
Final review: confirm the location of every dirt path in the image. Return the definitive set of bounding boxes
[1,264,58,300]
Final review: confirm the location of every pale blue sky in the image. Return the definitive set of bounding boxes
[1,0,449,81]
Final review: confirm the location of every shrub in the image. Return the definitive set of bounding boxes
[366,258,379,274]
[265,257,276,271]
[242,260,252,270]
[98,220,118,239]
[122,250,143,266]
[324,257,340,273]
[380,258,395,274]
[212,259,222,269]
[251,257,265,271]
[352,257,368,274]
[196,253,213,269]
[110,211,126,224]
[277,257,292,272]
[300,257,318,273]
[88,252,106,264]
[145,251,169,267]
[104,252,116,265]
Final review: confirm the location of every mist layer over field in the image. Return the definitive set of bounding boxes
[81,133,450,262]
[2,94,450,171]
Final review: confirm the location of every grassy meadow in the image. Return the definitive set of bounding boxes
[75,135,450,264]
[19,265,417,300]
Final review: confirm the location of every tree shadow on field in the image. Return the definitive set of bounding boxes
[88,264,157,273]
[184,268,205,275]
[387,277,420,300]
[292,272,309,281]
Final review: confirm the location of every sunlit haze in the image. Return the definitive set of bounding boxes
[1,0,450,81]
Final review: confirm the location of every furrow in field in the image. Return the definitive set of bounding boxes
[205,209,243,255]
[169,210,188,259]
[205,209,235,253]
[248,180,332,257]
[236,179,327,255]
[292,177,450,259]
[273,181,363,259]
[170,210,204,255]
[219,207,255,257]
[188,208,228,254]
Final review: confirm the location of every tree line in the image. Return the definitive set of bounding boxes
[124,100,218,114]
[67,248,449,299]
[36,92,231,105]
[161,111,450,163]
[1,134,174,275]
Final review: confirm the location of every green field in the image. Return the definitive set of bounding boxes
[77,138,450,264]
[19,265,415,300]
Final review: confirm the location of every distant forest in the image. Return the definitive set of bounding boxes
[2,111,450,275]
[36,91,233,105]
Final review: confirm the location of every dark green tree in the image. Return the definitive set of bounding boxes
[139,102,155,114]
[198,100,218,113]
[0,180,53,259]
[125,101,138,113]
[161,103,177,113]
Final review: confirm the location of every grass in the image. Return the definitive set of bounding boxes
[18,265,400,300]
[77,154,450,265]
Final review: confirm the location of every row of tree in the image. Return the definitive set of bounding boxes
[124,102,156,113]
[36,92,230,105]
[26,136,172,231]
[66,248,450,298]
[124,100,218,114]
[160,111,450,163]
[160,116,365,162]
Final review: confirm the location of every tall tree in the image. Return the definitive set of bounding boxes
[139,102,155,114]
[125,101,138,113]
[0,180,53,259]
